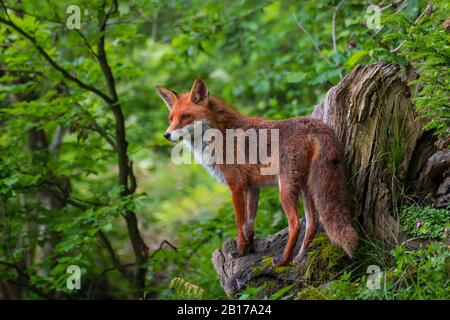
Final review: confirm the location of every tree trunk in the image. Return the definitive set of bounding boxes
[212,61,449,298]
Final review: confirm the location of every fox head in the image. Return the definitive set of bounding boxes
[156,78,212,142]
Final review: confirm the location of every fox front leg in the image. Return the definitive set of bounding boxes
[230,186,252,257]
[244,187,260,253]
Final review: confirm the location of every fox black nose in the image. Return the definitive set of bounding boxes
[164,132,171,140]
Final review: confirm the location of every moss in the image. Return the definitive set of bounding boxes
[250,258,269,275]
[251,256,296,275]
[245,279,286,298]
[260,256,273,268]
[296,286,328,300]
[249,234,351,297]
[246,257,300,299]
[302,233,350,285]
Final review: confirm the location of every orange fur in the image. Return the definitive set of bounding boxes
[157,78,358,265]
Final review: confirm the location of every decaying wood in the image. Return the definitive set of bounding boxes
[212,61,449,297]
[413,149,450,208]
[312,61,447,242]
[212,221,322,298]
[312,61,419,242]
[212,227,293,298]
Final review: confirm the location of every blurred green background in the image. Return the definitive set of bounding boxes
[0,0,448,299]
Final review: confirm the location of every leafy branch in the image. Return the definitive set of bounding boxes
[0,0,149,295]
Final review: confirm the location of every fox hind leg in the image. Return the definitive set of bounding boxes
[273,178,300,267]
[293,190,316,264]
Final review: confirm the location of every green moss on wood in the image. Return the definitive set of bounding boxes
[302,233,350,285]
[251,256,296,275]
[296,286,328,300]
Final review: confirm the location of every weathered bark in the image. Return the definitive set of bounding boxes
[312,61,448,242]
[411,148,450,208]
[212,61,449,297]
[312,61,414,243]
[212,223,302,298]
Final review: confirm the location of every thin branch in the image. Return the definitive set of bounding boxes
[292,13,333,65]
[151,8,158,41]
[41,185,134,285]
[394,0,409,14]
[150,240,178,258]
[391,3,433,53]
[96,1,129,190]
[87,262,135,299]
[49,125,65,152]
[47,180,132,281]
[75,29,98,58]
[97,230,130,279]
[96,1,148,294]
[87,120,117,150]
[42,184,108,210]
[1,5,63,25]
[0,260,53,299]
[57,83,117,150]
[2,0,148,297]
[414,3,432,24]
[128,161,137,194]
[0,16,113,104]
[0,68,55,84]
[0,0,11,21]
[332,0,345,53]
[0,68,43,76]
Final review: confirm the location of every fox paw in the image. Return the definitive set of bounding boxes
[246,242,256,254]
[292,254,306,265]
[293,246,316,264]
[230,247,255,258]
[272,255,288,267]
[229,247,249,258]
[230,238,256,258]
[229,250,238,259]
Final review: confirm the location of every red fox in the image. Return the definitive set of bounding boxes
[157,78,358,266]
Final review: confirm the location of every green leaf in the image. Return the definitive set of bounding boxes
[344,50,368,70]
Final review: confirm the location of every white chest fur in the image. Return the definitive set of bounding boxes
[184,140,225,183]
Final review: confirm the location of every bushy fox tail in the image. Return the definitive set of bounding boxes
[318,206,359,258]
[309,139,359,258]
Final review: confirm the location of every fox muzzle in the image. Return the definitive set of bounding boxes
[164,132,171,141]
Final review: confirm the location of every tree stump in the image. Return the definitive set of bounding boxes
[312,61,448,242]
[211,226,298,298]
[212,61,449,298]
[212,220,326,298]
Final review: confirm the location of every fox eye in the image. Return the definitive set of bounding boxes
[181,114,191,121]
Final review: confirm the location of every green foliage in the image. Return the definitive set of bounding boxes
[149,189,285,299]
[382,0,450,137]
[237,283,295,300]
[400,204,450,239]
[293,232,450,301]
[169,277,205,300]
[237,284,267,300]
[296,286,328,300]
[0,0,448,300]
[323,241,450,300]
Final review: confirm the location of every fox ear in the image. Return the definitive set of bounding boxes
[156,86,178,110]
[189,78,209,105]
